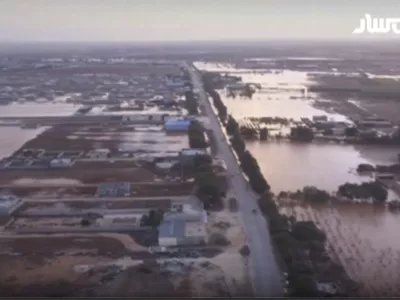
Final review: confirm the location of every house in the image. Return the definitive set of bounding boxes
[158,219,207,247]
[88,148,111,159]
[155,160,180,171]
[180,148,209,157]
[50,158,73,168]
[99,213,142,227]
[164,119,192,132]
[158,196,208,246]
[96,182,131,197]
[165,76,185,88]
[0,195,23,215]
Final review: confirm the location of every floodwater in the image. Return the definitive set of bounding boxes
[88,105,186,116]
[194,61,400,191]
[195,60,400,296]
[0,102,81,117]
[69,125,188,155]
[0,101,82,159]
[0,127,48,159]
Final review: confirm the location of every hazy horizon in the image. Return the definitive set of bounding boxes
[1,0,400,42]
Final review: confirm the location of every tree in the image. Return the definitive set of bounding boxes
[226,115,239,135]
[195,171,221,209]
[141,209,164,228]
[289,274,319,297]
[80,219,90,226]
[337,181,388,202]
[292,221,326,243]
[290,126,314,142]
[140,214,149,227]
[193,154,213,173]
[230,135,246,156]
[259,128,268,141]
[302,186,331,203]
[345,127,358,137]
[356,163,374,172]
[185,90,198,115]
[188,121,208,149]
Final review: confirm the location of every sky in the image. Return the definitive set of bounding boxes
[0,0,399,42]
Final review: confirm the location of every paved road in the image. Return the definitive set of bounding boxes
[186,63,283,297]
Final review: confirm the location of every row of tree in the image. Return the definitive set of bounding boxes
[337,181,388,203]
[183,85,224,210]
[184,89,198,116]
[226,115,271,194]
[188,121,208,149]
[202,72,228,122]
[202,79,346,296]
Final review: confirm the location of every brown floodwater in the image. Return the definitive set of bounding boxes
[195,61,400,296]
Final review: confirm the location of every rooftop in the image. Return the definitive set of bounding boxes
[158,219,185,239]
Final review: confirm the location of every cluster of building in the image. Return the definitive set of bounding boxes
[0,149,83,170]
[0,58,217,249]
[304,115,398,140]
[0,59,186,108]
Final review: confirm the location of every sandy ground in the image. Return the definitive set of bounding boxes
[1,181,195,198]
[0,234,251,297]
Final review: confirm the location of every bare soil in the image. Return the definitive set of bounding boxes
[0,236,127,255]
[2,181,195,198]
[15,199,172,213]
[0,167,157,184]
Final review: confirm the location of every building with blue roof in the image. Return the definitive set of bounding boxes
[158,218,207,247]
[158,197,208,247]
[164,119,192,132]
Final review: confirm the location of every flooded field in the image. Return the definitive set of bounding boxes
[280,203,400,296]
[195,60,400,296]
[69,125,188,155]
[0,102,81,117]
[0,101,83,159]
[247,141,399,193]
[0,123,189,185]
[0,127,48,159]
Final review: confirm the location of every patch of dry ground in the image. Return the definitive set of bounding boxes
[0,236,251,297]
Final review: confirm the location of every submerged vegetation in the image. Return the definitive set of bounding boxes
[202,72,350,296]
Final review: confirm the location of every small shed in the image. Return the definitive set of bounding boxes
[50,158,73,168]
[88,148,111,159]
[164,119,191,132]
[0,195,22,215]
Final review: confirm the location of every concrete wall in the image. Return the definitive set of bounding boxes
[177,236,206,246]
[159,237,178,247]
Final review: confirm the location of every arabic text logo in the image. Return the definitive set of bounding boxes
[353,14,400,34]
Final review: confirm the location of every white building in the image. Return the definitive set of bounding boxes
[158,219,207,247]
[50,158,73,168]
[180,148,210,157]
[88,148,111,159]
[98,213,142,227]
[158,197,208,247]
